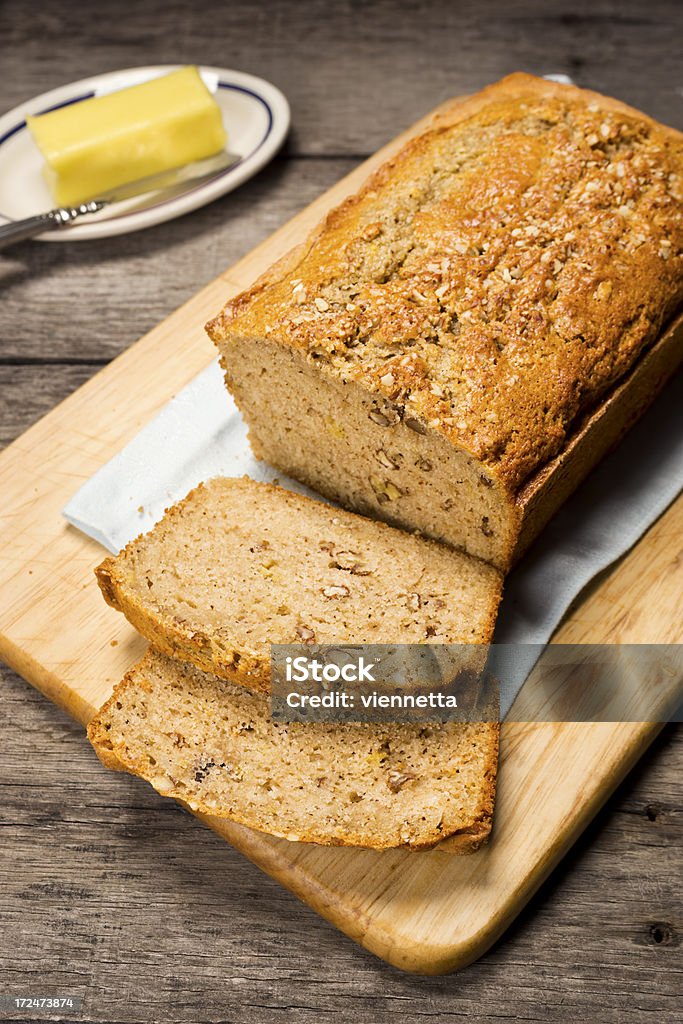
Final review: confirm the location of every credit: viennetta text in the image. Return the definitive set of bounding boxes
[285,691,458,709]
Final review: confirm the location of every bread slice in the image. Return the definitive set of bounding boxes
[96,476,503,694]
[88,648,498,851]
[206,73,683,569]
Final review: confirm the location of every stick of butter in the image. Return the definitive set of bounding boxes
[27,66,227,207]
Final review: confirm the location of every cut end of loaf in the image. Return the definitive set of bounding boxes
[216,340,519,568]
[88,649,498,852]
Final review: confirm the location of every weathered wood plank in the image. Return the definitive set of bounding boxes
[0,665,680,1023]
[0,159,355,363]
[0,365,100,449]
[0,0,681,156]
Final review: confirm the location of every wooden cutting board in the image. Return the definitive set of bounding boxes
[0,97,681,976]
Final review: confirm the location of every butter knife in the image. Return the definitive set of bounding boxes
[0,149,241,250]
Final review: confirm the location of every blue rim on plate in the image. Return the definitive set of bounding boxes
[0,80,275,224]
[0,65,289,239]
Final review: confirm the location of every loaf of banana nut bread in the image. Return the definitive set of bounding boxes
[88,648,498,851]
[206,73,683,569]
[96,476,502,694]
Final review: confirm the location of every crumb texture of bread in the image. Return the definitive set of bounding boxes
[87,649,498,851]
[207,73,683,567]
[96,476,503,693]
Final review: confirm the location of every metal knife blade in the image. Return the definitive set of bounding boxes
[0,149,243,249]
[97,149,242,204]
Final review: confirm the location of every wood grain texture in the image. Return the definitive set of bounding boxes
[1,663,680,1023]
[0,0,681,1014]
[1,0,682,153]
[0,88,681,978]
[0,158,354,362]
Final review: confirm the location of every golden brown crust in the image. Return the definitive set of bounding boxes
[96,556,271,693]
[207,73,683,495]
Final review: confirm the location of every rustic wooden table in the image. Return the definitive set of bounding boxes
[1,1,681,1021]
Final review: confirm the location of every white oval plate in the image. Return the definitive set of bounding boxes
[0,65,290,241]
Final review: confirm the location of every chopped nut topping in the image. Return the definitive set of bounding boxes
[295,624,316,644]
[387,769,418,793]
[369,408,391,426]
[322,584,350,599]
[375,448,401,470]
[370,475,403,502]
[362,222,382,241]
[594,280,613,300]
[406,593,422,611]
[405,417,428,435]
[368,403,402,426]
[332,550,371,575]
[314,296,329,312]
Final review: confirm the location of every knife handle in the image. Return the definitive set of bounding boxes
[0,200,106,250]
